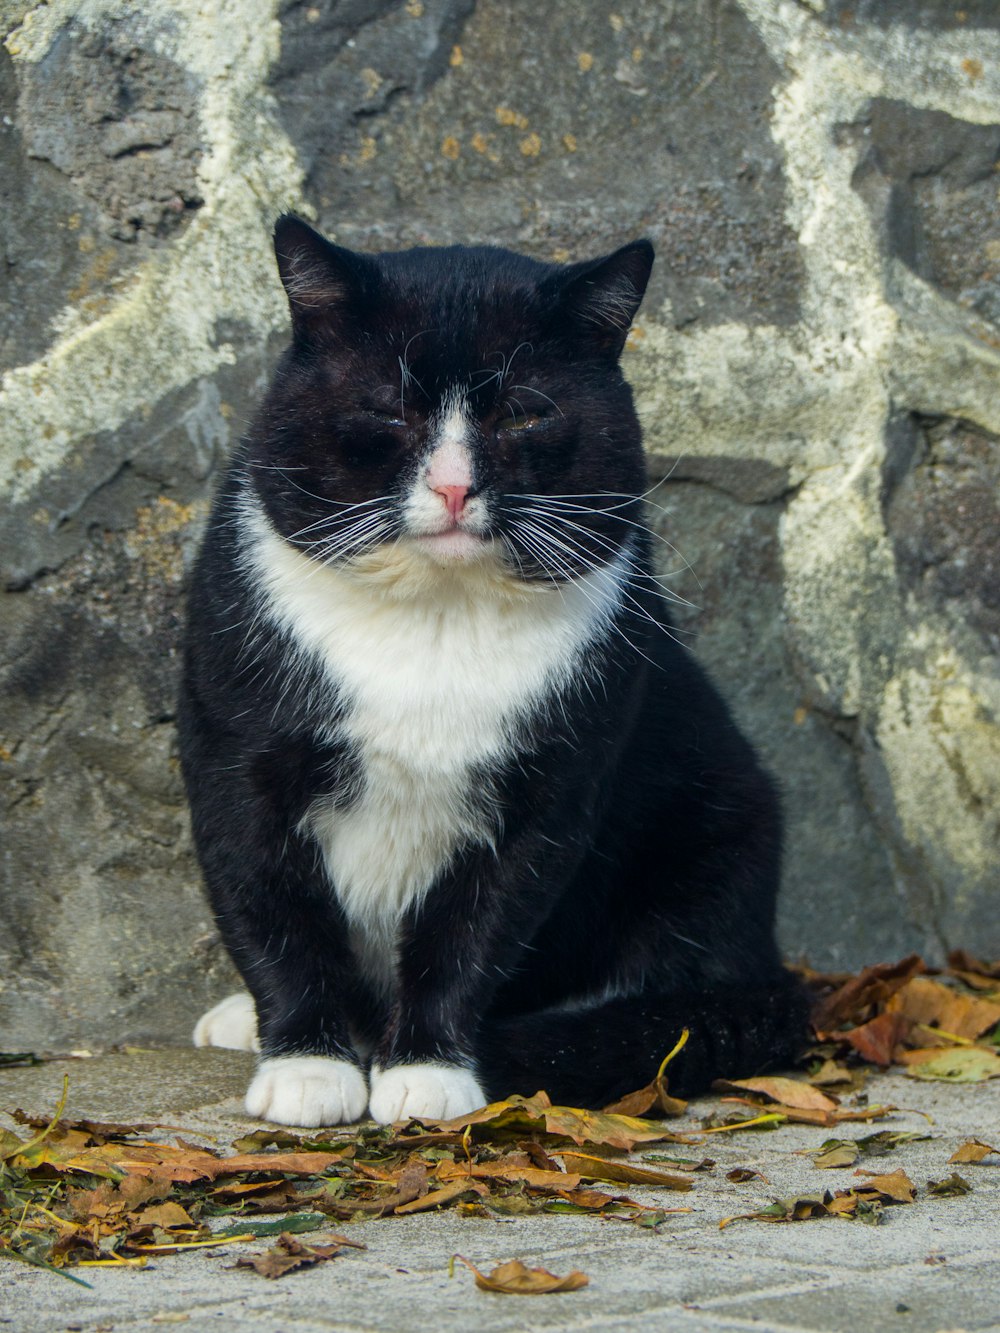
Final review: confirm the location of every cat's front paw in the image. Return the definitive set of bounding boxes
[245,1056,368,1126]
[193,992,259,1051]
[368,1062,486,1123]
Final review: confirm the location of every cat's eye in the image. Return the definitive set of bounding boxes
[496,413,543,432]
[366,409,407,428]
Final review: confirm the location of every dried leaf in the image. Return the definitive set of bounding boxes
[394,1179,489,1214]
[812,1140,860,1169]
[720,1193,831,1228]
[557,1152,692,1191]
[234,1232,363,1279]
[422,1092,683,1150]
[726,1168,768,1183]
[602,1029,689,1118]
[902,1047,1000,1083]
[852,1169,916,1203]
[948,1138,998,1165]
[812,1130,931,1169]
[946,950,1000,982]
[886,977,1000,1042]
[813,955,927,1032]
[454,1255,589,1295]
[134,1202,196,1231]
[713,1077,838,1113]
[807,1059,868,1091]
[926,1173,972,1197]
[436,1160,581,1191]
[840,1012,911,1067]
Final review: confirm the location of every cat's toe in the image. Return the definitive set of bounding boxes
[368,1063,486,1123]
[192,992,260,1051]
[245,1056,368,1126]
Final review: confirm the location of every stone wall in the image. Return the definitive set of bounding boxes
[1,0,998,1051]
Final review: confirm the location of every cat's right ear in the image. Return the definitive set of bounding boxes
[273,215,367,341]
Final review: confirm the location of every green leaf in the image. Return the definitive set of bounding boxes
[211,1213,329,1239]
[905,1048,1000,1083]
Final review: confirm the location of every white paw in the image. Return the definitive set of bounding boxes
[245,1056,368,1127]
[368,1062,486,1123]
[193,992,259,1051]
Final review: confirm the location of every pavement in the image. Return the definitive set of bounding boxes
[1,1050,998,1333]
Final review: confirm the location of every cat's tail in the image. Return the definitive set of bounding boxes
[475,970,811,1108]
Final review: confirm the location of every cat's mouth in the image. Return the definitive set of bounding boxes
[411,527,492,562]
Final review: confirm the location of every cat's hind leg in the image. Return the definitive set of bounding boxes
[193,992,259,1052]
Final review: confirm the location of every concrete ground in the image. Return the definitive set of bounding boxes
[1,1050,998,1333]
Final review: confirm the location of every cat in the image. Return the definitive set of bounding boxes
[179,214,808,1127]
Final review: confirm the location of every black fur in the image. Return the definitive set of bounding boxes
[178,215,807,1114]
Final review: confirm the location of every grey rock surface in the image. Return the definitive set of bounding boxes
[1,0,998,1050]
[1,1054,999,1332]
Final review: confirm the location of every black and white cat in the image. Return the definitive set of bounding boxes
[179,215,807,1127]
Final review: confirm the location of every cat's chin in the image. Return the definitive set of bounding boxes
[411,529,490,563]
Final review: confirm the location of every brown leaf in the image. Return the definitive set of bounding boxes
[926,1173,972,1196]
[840,1012,911,1067]
[726,1168,768,1184]
[421,1092,685,1151]
[852,1168,916,1203]
[454,1255,589,1295]
[720,1193,831,1228]
[949,1138,998,1165]
[348,1162,429,1215]
[807,1059,868,1091]
[886,977,1000,1042]
[713,1077,838,1113]
[812,955,927,1032]
[134,1201,197,1230]
[393,1178,489,1214]
[946,949,1000,982]
[234,1232,363,1280]
[436,1160,581,1190]
[557,1153,692,1191]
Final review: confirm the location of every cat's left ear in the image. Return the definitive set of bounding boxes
[273,214,370,342]
[550,240,654,358]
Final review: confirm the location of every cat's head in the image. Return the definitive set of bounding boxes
[249,215,653,589]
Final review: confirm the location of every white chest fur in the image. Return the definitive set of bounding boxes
[242,499,625,980]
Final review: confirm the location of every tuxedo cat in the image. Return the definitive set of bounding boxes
[179,215,807,1127]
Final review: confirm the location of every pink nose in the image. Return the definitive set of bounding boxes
[433,484,469,520]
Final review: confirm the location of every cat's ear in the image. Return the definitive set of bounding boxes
[550,241,654,358]
[273,214,368,340]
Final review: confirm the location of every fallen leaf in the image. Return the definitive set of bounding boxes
[421,1092,684,1150]
[946,950,1000,982]
[807,1060,868,1092]
[902,1047,1000,1083]
[886,977,1000,1042]
[926,1173,972,1197]
[840,1012,911,1067]
[602,1029,689,1118]
[720,1193,831,1228]
[812,1139,860,1169]
[234,1232,364,1279]
[812,1130,931,1169]
[852,1169,916,1203]
[134,1202,196,1231]
[454,1255,588,1294]
[948,1139,998,1165]
[726,1168,768,1184]
[812,956,927,1033]
[394,1179,490,1214]
[557,1153,692,1191]
[713,1077,838,1113]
